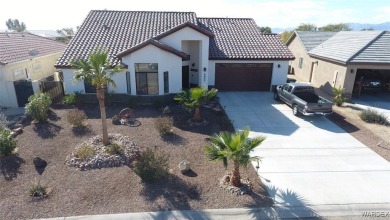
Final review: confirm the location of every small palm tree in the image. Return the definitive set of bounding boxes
[332,86,347,106]
[174,87,218,122]
[205,128,266,187]
[71,49,124,145]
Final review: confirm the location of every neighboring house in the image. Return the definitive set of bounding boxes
[0,32,67,107]
[55,10,294,96]
[28,30,66,40]
[287,31,390,97]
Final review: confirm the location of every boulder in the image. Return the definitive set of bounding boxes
[178,160,190,174]
[33,157,47,169]
[163,106,171,114]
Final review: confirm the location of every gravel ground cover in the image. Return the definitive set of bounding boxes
[0,103,271,219]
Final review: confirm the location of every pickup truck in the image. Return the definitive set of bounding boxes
[274,83,333,116]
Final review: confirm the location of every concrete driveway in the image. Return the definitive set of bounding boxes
[218,92,390,218]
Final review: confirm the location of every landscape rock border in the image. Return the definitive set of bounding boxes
[219,173,252,196]
[66,133,140,171]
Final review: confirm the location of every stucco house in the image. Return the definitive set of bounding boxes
[0,32,66,107]
[287,31,390,98]
[55,10,294,96]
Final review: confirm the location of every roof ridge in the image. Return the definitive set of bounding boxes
[347,31,385,63]
[90,10,196,13]
[198,17,254,20]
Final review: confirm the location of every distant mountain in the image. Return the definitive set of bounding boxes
[271,22,390,33]
[347,22,390,31]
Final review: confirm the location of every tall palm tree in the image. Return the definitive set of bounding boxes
[174,87,218,122]
[71,49,124,145]
[205,129,266,187]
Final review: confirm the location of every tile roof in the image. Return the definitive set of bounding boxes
[349,31,390,64]
[28,30,65,39]
[0,32,67,65]
[56,10,294,68]
[308,31,383,63]
[56,10,197,67]
[198,18,294,60]
[289,31,337,51]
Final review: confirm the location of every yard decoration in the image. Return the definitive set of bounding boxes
[71,49,124,145]
[205,128,265,187]
[174,87,218,122]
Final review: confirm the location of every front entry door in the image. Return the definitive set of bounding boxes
[182,65,190,90]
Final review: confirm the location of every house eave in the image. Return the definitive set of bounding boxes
[209,57,295,61]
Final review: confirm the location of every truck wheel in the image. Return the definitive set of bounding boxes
[292,105,300,116]
[273,92,279,101]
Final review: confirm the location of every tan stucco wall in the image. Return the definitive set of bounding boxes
[0,52,61,81]
[311,59,348,96]
[287,36,314,82]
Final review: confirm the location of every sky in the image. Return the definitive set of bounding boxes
[1,0,389,31]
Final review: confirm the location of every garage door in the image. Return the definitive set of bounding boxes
[215,63,273,91]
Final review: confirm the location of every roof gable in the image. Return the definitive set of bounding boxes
[0,32,66,65]
[117,39,189,59]
[308,31,383,63]
[154,21,214,40]
[198,17,294,60]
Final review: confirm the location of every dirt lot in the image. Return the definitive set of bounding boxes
[0,103,271,220]
[328,104,390,162]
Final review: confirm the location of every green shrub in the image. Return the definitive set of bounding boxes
[154,116,173,136]
[0,113,8,131]
[66,109,87,127]
[29,182,47,197]
[62,92,84,106]
[0,129,17,157]
[359,109,389,125]
[106,143,123,155]
[25,93,52,122]
[75,144,96,159]
[132,148,170,182]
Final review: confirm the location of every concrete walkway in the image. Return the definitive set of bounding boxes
[218,92,390,218]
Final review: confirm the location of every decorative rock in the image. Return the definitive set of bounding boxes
[33,157,47,169]
[187,119,209,127]
[163,106,171,114]
[178,160,191,174]
[219,173,252,196]
[12,127,23,135]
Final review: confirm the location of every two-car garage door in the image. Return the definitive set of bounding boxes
[215,63,273,91]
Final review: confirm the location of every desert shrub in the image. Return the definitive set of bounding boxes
[29,182,47,197]
[359,109,389,125]
[0,113,8,131]
[132,148,170,182]
[62,92,84,106]
[75,144,96,159]
[106,143,123,155]
[154,116,173,136]
[0,129,17,157]
[25,93,52,122]
[66,109,87,127]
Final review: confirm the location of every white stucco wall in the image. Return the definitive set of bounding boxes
[160,27,209,87]
[107,71,127,93]
[0,81,18,108]
[121,44,182,95]
[62,69,85,94]
[208,60,289,91]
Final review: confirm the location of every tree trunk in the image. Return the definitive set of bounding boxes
[230,162,241,187]
[97,86,109,145]
[193,107,202,122]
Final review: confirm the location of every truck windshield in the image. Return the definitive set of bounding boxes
[293,87,315,93]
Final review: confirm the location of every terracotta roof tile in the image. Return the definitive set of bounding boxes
[0,32,66,65]
[197,18,294,60]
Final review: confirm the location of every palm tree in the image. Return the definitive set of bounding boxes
[174,87,218,122]
[71,49,124,145]
[205,129,265,187]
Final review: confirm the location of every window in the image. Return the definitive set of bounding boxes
[298,57,303,69]
[282,84,290,91]
[135,63,158,95]
[126,71,131,94]
[164,71,169,94]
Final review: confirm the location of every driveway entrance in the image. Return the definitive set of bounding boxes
[218,92,390,218]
